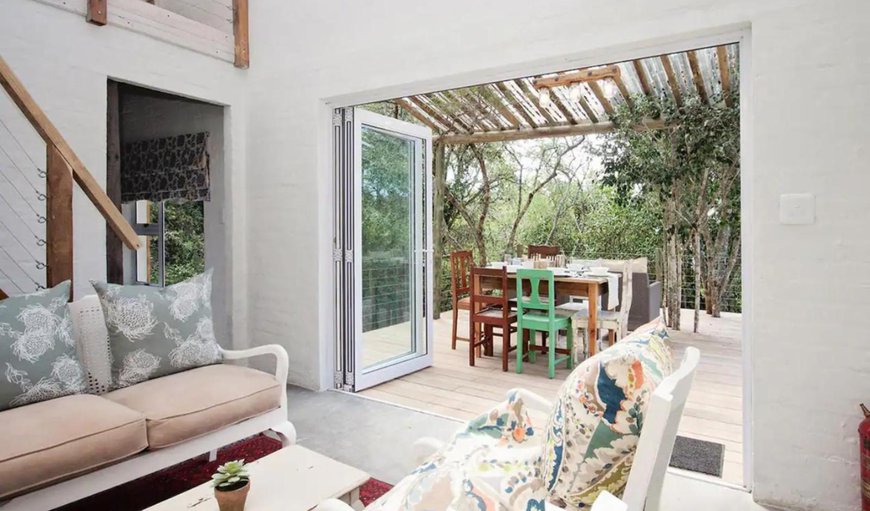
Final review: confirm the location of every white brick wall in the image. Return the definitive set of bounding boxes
[244,1,870,510]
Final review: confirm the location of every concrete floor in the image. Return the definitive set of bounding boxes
[286,386,461,484]
[286,386,776,510]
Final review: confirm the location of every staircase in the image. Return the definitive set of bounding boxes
[0,55,138,299]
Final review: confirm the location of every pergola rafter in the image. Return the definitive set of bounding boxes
[383,43,737,145]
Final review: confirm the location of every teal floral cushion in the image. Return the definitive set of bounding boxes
[91,270,221,389]
[0,282,85,411]
[368,391,548,511]
[537,323,673,508]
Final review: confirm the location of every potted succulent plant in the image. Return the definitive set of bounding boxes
[211,459,251,511]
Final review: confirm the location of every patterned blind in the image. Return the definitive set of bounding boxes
[122,132,210,202]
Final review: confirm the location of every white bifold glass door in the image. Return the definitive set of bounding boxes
[334,108,433,392]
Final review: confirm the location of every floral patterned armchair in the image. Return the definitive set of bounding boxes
[319,323,699,511]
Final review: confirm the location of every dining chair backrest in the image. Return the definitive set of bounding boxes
[527,244,560,259]
[619,261,634,316]
[621,346,700,511]
[470,266,510,321]
[515,269,555,320]
[450,250,473,297]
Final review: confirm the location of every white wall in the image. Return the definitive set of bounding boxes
[0,0,249,347]
[245,1,870,510]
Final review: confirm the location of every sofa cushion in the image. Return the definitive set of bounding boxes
[91,270,222,389]
[0,394,146,499]
[537,322,672,508]
[0,282,86,411]
[103,364,281,449]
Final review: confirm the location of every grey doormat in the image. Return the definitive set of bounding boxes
[669,435,725,477]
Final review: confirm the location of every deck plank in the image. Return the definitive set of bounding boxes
[359,308,744,486]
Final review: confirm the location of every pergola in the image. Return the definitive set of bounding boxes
[380,43,739,315]
[391,43,738,145]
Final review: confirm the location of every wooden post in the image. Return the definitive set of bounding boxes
[0,289,8,300]
[233,0,250,69]
[87,0,107,25]
[432,143,445,319]
[46,144,74,290]
[106,81,124,284]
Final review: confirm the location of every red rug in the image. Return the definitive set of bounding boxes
[55,434,392,510]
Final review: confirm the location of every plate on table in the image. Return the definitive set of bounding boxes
[547,267,572,277]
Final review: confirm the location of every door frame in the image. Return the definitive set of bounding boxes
[334,108,434,392]
[321,25,753,490]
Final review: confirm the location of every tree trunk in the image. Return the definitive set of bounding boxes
[432,143,445,319]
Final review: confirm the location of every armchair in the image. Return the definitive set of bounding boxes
[316,329,699,511]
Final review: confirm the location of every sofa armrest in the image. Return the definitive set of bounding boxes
[220,345,288,409]
[315,499,355,511]
[590,492,628,511]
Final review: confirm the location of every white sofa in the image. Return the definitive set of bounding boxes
[0,296,296,510]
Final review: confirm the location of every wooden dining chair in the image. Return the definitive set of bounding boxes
[469,266,522,371]
[449,250,474,350]
[515,269,574,379]
[527,244,560,259]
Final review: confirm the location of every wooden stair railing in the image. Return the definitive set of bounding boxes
[0,55,139,295]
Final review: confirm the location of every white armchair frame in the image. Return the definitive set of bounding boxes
[316,347,699,511]
[1,344,296,511]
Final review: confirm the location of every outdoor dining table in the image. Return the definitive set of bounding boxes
[481,271,611,357]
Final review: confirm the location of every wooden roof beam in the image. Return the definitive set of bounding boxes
[515,80,557,125]
[717,46,733,107]
[632,60,652,96]
[487,85,522,130]
[533,65,620,89]
[437,118,665,145]
[660,55,683,107]
[687,50,709,104]
[409,97,469,134]
[549,89,580,125]
[587,81,615,117]
[612,75,634,108]
[495,82,539,129]
[441,90,492,132]
[395,98,444,132]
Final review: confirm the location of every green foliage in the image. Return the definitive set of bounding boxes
[361,128,412,256]
[150,201,205,285]
[211,459,249,490]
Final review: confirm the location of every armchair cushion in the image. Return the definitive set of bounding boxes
[537,323,672,508]
[368,391,548,511]
[91,269,222,389]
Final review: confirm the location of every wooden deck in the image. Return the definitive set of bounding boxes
[359,308,744,486]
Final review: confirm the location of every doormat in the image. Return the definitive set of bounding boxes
[669,435,725,477]
[55,434,393,510]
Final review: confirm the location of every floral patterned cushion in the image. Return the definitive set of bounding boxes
[537,322,673,508]
[368,391,548,511]
[0,282,85,411]
[91,269,221,389]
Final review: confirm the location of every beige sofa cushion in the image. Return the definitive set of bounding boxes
[104,364,281,449]
[600,257,648,274]
[0,394,146,499]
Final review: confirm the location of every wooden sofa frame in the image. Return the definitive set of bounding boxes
[0,344,296,511]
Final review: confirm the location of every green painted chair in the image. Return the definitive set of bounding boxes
[515,268,574,379]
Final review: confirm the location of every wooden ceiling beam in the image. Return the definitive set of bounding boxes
[488,85,522,129]
[495,82,539,129]
[87,0,107,25]
[516,80,557,125]
[717,46,733,107]
[612,75,634,108]
[549,89,580,125]
[660,55,683,107]
[437,118,665,145]
[409,97,468,134]
[686,50,709,104]
[441,90,492,132]
[233,0,250,69]
[395,99,444,132]
[632,60,652,96]
[587,81,615,117]
[533,65,620,89]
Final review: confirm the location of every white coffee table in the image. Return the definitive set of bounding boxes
[146,445,370,511]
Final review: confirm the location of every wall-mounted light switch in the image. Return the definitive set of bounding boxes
[779,193,815,225]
